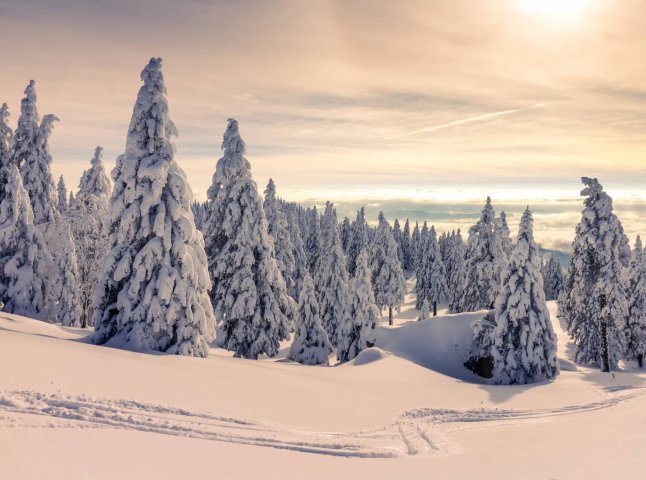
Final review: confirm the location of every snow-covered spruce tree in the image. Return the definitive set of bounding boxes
[563,178,628,371]
[57,175,68,213]
[626,236,646,367]
[51,220,83,326]
[393,219,405,268]
[416,221,429,275]
[68,191,76,209]
[68,146,112,327]
[347,207,369,277]
[495,211,513,263]
[288,273,332,365]
[415,225,447,310]
[401,219,412,272]
[447,229,466,312]
[14,81,59,226]
[0,105,55,319]
[0,164,56,319]
[371,212,406,325]
[409,221,420,272]
[305,206,321,274]
[337,250,378,362]
[340,216,352,254]
[264,178,298,300]
[314,202,350,347]
[12,81,83,326]
[456,197,499,313]
[204,117,291,358]
[489,208,559,385]
[419,298,430,322]
[285,207,308,306]
[542,254,564,301]
[93,58,215,356]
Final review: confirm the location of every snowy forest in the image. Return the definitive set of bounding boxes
[1,57,645,385]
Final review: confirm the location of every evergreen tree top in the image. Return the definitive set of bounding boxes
[265,177,276,197]
[141,57,165,93]
[517,207,534,242]
[20,80,39,124]
[222,118,246,156]
[78,146,111,198]
[0,103,12,166]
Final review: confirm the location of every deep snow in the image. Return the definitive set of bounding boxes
[1,279,646,479]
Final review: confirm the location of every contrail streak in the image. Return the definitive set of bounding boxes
[383,103,549,140]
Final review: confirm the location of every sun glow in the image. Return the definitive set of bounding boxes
[514,0,595,21]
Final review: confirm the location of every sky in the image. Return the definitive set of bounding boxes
[1,0,645,249]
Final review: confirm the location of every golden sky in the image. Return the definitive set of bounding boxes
[1,0,645,231]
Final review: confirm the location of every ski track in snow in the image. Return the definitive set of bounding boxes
[0,387,643,458]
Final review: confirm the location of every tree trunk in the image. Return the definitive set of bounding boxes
[638,353,644,369]
[388,307,393,326]
[599,294,610,373]
[433,301,437,317]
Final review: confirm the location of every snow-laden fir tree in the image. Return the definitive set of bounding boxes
[489,208,559,385]
[264,178,298,300]
[562,178,629,371]
[14,81,59,226]
[494,211,513,267]
[93,58,215,356]
[0,105,55,319]
[419,298,430,322]
[393,219,405,268]
[288,272,332,365]
[402,219,412,272]
[447,229,466,312]
[337,250,378,362]
[314,202,350,347]
[0,163,56,320]
[285,207,308,308]
[456,197,499,313]
[68,146,112,327]
[626,236,646,367]
[305,206,321,274]
[204,117,291,358]
[415,221,429,285]
[541,254,564,301]
[415,225,447,310]
[57,175,68,213]
[68,190,75,209]
[51,220,83,326]
[409,221,420,272]
[340,216,352,254]
[371,211,406,325]
[347,207,369,277]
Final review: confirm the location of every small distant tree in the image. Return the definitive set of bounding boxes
[337,250,378,362]
[57,175,68,213]
[314,202,350,346]
[457,197,499,312]
[264,178,298,300]
[416,225,447,310]
[542,254,564,301]
[626,236,646,367]
[371,212,406,325]
[347,207,369,277]
[447,229,466,312]
[419,298,430,322]
[288,273,332,365]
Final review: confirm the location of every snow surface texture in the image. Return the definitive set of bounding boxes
[2,299,646,479]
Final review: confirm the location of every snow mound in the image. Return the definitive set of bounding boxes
[351,347,390,366]
[558,357,578,372]
[375,310,485,382]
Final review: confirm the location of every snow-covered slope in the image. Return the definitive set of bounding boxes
[2,298,646,479]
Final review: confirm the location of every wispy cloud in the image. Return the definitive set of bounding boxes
[383,103,550,140]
